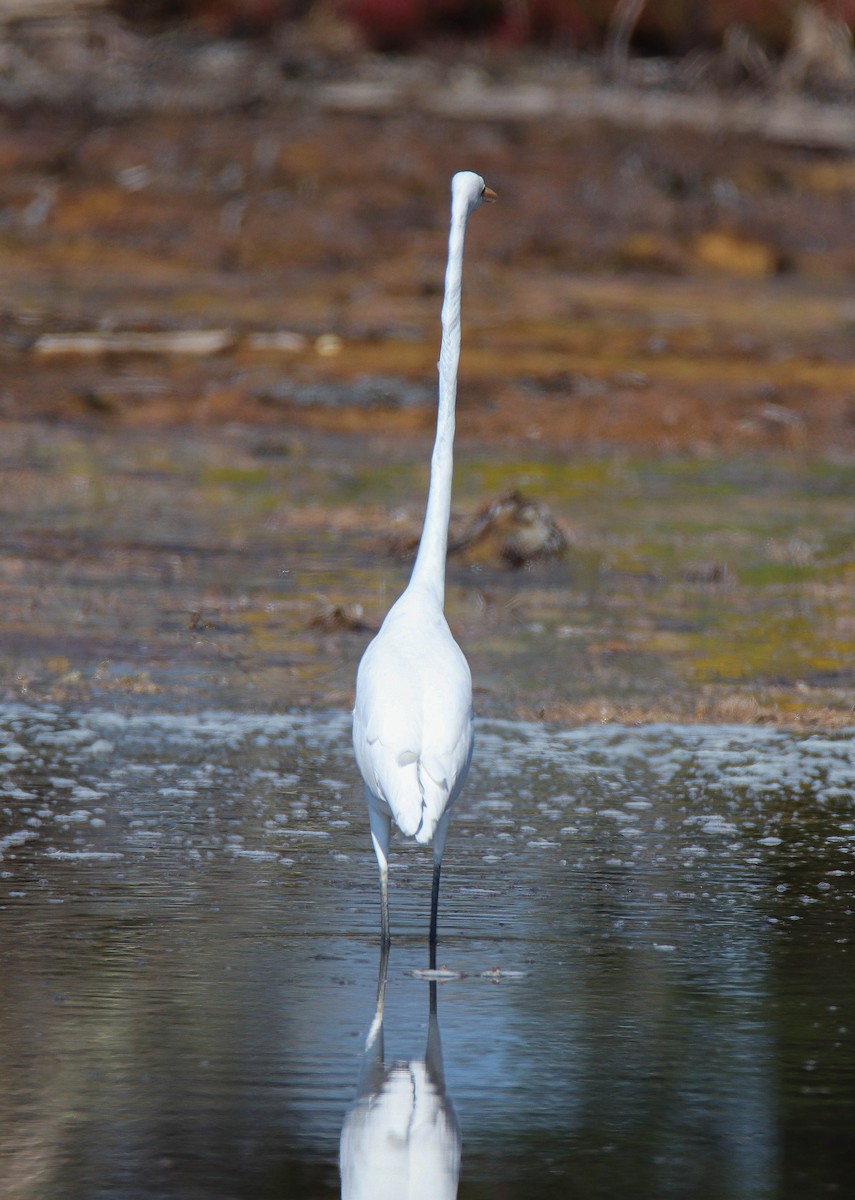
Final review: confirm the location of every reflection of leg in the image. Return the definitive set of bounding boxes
[365,942,390,1055]
[377,939,390,993]
[368,801,392,947]
[425,980,445,1088]
[359,943,391,1095]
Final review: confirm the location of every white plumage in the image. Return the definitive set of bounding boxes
[352,171,495,960]
[353,590,473,844]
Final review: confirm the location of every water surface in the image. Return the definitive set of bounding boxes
[1,705,853,1198]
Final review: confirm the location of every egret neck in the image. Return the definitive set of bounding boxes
[408,186,470,605]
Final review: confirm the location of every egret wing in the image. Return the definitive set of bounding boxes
[353,607,473,844]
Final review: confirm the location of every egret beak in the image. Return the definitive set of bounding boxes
[482,187,498,204]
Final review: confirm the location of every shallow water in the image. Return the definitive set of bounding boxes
[1,704,853,1199]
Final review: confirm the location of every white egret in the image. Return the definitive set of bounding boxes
[353,171,495,964]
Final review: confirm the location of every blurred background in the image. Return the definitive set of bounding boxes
[1,0,853,722]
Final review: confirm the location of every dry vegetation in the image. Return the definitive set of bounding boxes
[0,9,853,726]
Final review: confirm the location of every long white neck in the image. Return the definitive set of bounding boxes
[409,191,471,604]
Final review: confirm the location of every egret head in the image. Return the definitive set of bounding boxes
[451,171,497,213]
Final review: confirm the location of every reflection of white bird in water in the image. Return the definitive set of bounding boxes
[353,171,495,964]
[340,949,461,1199]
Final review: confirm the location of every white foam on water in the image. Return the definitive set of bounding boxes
[0,829,39,855]
[44,849,124,861]
[1,705,854,904]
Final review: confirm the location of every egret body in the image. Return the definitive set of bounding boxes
[353,171,495,963]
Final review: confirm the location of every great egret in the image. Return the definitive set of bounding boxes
[353,171,495,964]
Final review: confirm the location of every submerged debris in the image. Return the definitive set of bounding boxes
[32,330,235,358]
[480,967,529,982]
[188,610,216,632]
[681,562,737,586]
[388,489,567,568]
[308,599,375,634]
[450,489,567,568]
[410,966,464,981]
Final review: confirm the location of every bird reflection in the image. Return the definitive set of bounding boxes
[340,948,461,1199]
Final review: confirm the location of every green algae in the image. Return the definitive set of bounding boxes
[2,425,853,725]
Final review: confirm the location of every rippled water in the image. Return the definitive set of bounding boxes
[1,704,853,1199]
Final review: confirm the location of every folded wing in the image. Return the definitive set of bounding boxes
[353,600,473,845]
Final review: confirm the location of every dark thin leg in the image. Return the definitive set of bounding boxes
[429,858,442,970]
[379,862,391,949]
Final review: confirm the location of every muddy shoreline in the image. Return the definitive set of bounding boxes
[1,42,853,725]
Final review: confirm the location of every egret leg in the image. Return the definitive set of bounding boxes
[429,811,452,969]
[429,858,442,970]
[379,860,390,949]
[368,802,392,948]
